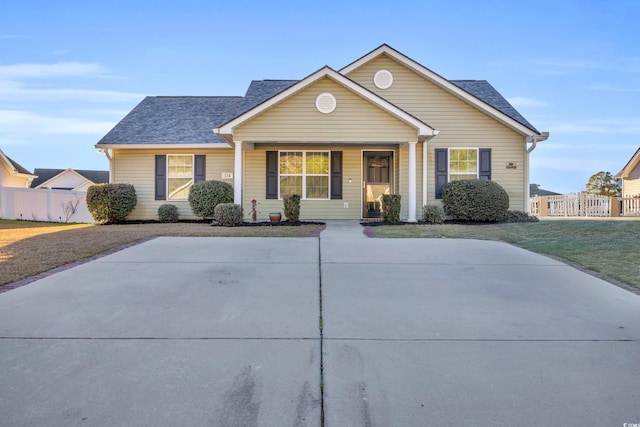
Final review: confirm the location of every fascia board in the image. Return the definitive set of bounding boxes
[341,44,538,137]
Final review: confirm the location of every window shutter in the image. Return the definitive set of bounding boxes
[155,155,166,200]
[194,155,206,183]
[266,151,278,199]
[330,151,343,200]
[435,149,448,199]
[479,149,491,180]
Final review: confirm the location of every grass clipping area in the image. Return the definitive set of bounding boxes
[0,220,324,287]
[371,220,640,290]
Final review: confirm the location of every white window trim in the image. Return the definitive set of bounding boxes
[278,150,331,200]
[448,148,479,181]
[167,154,194,201]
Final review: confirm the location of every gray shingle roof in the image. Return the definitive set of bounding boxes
[97,96,243,145]
[451,80,539,133]
[530,184,560,197]
[236,80,298,116]
[2,152,33,175]
[96,75,539,147]
[31,169,109,188]
[236,79,539,134]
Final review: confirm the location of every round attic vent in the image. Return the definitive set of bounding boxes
[316,93,336,114]
[374,69,393,89]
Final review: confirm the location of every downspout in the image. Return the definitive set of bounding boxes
[525,132,549,213]
[97,148,113,183]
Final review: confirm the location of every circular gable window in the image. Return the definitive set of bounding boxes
[374,70,393,89]
[316,93,337,114]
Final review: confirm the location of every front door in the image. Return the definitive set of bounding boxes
[363,151,394,218]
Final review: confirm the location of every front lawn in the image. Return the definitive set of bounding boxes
[369,220,640,290]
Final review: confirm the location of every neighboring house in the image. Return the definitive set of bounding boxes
[31,168,109,192]
[614,147,640,198]
[96,44,549,221]
[529,184,561,197]
[0,149,37,188]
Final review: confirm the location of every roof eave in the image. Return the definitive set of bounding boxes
[95,143,233,149]
[214,66,436,140]
[340,44,541,137]
[614,147,640,178]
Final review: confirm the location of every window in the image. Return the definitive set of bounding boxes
[279,151,329,199]
[435,148,491,199]
[167,155,193,200]
[449,148,478,181]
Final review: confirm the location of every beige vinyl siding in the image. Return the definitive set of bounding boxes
[234,77,417,143]
[0,164,30,188]
[112,149,234,220]
[623,163,640,197]
[243,145,396,220]
[347,55,529,210]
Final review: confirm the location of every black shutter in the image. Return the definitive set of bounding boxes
[330,151,343,200]
[479,149,491,180]
[266,151,278,199]
[155,155,166,200]
[194,155,206,183]
[435,149,448,199]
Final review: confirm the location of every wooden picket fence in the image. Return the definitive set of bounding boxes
[530,193,640,217]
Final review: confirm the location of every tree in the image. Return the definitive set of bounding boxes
[585,171,621,196]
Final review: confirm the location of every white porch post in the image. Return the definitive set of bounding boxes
[408,141,417,222]
[234,141,242,205]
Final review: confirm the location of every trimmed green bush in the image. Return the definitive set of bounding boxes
[213,203,243,226]
[381,194,401,223]
[158,204,179,223]
[442,179,509,222]
[283,193,301,222]
[422,204,445,224]
[188,180,233,219]
[505,210,539,223]
[86,184,137,224]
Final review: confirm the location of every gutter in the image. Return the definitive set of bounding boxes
[527,131,549,153]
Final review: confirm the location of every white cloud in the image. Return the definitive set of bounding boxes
[548,118,640,135]
[0,80,145,102]
[506,96,547,107]
[0,110,116,136]
[0,62,109,79]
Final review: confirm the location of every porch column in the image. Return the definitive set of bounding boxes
[408,141,417,222]
[234,141,242,205]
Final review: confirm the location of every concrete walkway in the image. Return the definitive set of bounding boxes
[1,221,639,426]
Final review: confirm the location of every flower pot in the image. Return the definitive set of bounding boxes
[269,213,282,222]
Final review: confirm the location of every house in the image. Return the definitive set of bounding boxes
[95,44,549,221]
[31,168,109,192]
[529,183,561,197]
[614,147,640,198]
[0,149,37,189]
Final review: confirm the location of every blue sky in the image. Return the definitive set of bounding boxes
[1,0,638,193]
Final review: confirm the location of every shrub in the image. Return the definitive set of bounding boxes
[158,204,179,223]
[381,194,401,223]
[283,193,301,222]
[213,203,243,226]
[505,210,539,223]
[422,204,445,224]
[442,179,509,222]
[86,184,137,224]
[188,180,233,219]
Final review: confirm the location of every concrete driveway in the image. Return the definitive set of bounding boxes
[1,221,639,426]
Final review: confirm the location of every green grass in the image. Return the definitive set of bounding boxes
[370,220,640,289]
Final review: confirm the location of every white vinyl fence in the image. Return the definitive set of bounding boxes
[0,186,94,223]
[621,196,640,216]
[530,193,640,217]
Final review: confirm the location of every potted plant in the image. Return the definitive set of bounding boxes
[269,212,282,222]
